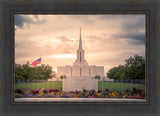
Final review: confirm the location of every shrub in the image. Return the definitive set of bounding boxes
[15,89,23,94]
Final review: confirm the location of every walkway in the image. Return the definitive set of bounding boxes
[15,98,146,103]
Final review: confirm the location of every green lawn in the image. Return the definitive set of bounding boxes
[15,81,145,92]
[15,82,62,90]
[98,82,145,92]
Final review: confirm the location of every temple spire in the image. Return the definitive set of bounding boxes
[79,28,82,49]
[74,28,88,65]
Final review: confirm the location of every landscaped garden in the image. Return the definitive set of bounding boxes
[14,55,145,99]
[15,81,145,99]
[15,81,145,91]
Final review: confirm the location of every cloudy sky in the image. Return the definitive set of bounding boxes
[15,14,146,74]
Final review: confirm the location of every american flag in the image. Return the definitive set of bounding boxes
[32,58,41,66]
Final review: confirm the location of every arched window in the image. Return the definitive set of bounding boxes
[80,52,81,62]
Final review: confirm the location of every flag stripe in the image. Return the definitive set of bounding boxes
[32,58,41,66]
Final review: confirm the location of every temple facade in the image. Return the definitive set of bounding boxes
[57,29,104,79]
[56,29,105,91]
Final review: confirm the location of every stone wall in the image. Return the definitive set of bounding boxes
[63,76,98,91]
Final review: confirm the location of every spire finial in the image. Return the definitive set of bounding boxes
[79,28,82,49]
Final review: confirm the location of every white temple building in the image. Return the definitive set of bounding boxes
[55,29,105,91]
[57,29,104,79]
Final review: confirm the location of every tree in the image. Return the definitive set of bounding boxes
[59,75,66,90]
[106,55,145,80]
[94,75,102,90]
[15,64,26,80]
[94,75,101,80]
[15,63,56,81]
[107,65,124,80]
[40,64,56,80]
[125,55,145,80]
[120,72,127,79]
[107,67,119,80]
[60,75,66,80]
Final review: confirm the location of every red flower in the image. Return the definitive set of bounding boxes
[31,90,39,95]
[97,90,102,93]
[52,89,59,92]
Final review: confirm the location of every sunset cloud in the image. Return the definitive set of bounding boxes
[15,14,145,73]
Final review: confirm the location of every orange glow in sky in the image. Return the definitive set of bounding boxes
[15,15,145,73]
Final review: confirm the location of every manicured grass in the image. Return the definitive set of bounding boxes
[15,81,145,92]
[15,81,62,90]
[98,82,145,92]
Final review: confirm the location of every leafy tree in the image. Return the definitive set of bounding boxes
[60,75,66,80]
[125,55,145,80]
[15,64,26,80]
[94,75,102,90]
[94,75,101,81]
[107,65,124,80]
[23,64,34,80]
[107,55,145,80]
[40,64,55,80]
[107,67,118,80]
[120,72,127,79]
[113,65,124,79]
[15,63,56,81]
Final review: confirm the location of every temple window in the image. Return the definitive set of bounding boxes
[80,52,81,62]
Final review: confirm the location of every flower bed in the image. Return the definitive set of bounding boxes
[15,87,145,99]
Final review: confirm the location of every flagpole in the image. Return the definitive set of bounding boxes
[40,57,42,90]
[40,57,43,89]
[29,63,33,90]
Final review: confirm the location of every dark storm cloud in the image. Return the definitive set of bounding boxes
[15,15,33,28]
[110,15,145,45]
[112,33,145,45]
[98,15,145,30]
[84,15,146,46]
[121,17,145,32]
[15,15,46,28]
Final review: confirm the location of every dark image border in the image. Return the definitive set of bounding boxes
[0,0,159,116]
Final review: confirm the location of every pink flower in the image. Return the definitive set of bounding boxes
[88,95,94,98]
